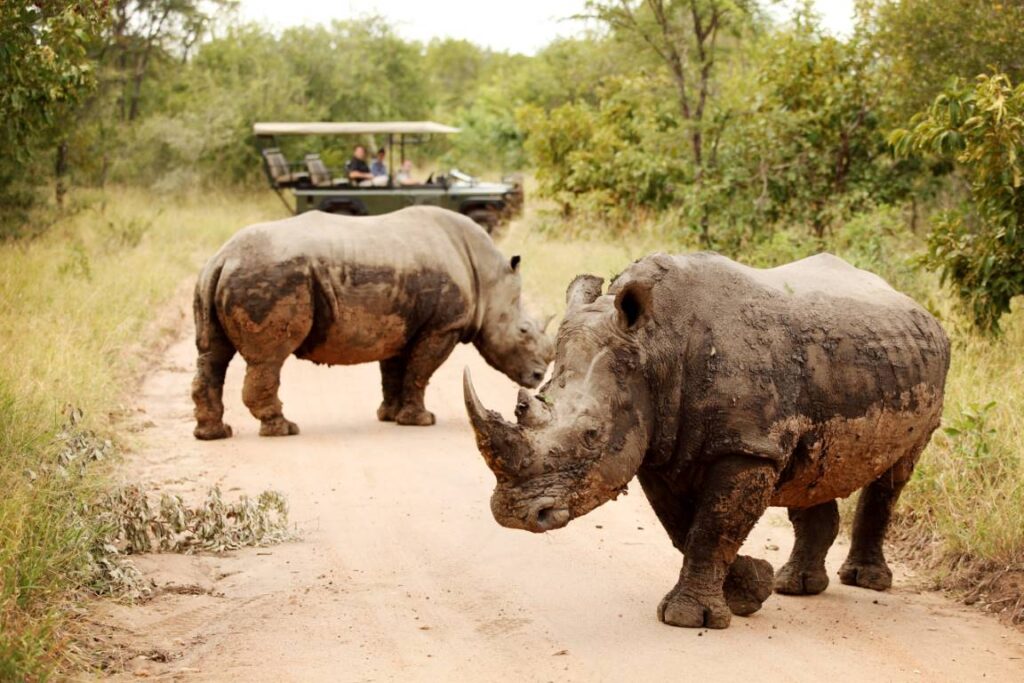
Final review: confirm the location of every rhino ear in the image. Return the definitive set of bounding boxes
[615,279,652,330]
[565,274,604,314]
[510,255,521,272]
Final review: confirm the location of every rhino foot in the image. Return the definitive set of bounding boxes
[774,562,829,595]
[377,402,398,422]
[395,406,436,426]
[259,417,300,437]
[838,558,892,591]
[657,587,731,629]
[725,555,775,614]
[194,422,232,440]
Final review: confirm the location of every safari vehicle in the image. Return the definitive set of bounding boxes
[254,121,523,233]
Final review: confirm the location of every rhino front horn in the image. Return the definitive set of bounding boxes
[463,367,528,478]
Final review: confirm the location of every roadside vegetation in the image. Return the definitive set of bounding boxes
[2,0,1024,675]
[0,190,285,677]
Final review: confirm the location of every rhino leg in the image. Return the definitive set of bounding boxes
[192,325,236,441]
[377,356,406,422]
[724,555,775,616]
[394,331,458,426]
[840,452,917,591]
[637,469,695,553]
[242,359,299,437]
[657,456,776,629]
[774,501,839,595]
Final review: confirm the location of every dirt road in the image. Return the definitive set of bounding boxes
[95,314,1024,681]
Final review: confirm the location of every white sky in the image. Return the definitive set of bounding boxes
[237,0,856,55]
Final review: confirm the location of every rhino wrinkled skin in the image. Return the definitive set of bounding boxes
[191,206,553,439]
[465,252,950,629]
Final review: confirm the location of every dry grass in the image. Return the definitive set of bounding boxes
[892,310,1024,622]
[0,187,283,678]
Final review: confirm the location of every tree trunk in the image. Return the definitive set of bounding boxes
[55,140,69,209]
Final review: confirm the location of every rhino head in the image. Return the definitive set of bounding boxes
[473,254,555,388]
[464,273,655,532]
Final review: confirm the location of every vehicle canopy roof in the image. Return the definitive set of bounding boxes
[253,121,460,136]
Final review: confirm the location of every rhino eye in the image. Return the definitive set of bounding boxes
[519,323,530,334]
[581,428,599,449]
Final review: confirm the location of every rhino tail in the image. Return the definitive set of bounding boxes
[193,259,231,354]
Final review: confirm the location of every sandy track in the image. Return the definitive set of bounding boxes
[93,319,1024,682]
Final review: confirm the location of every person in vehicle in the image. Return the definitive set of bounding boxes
[371,148,388,177]
[345,145,374,186]
[369,147,390,187]
[396,159,418,186]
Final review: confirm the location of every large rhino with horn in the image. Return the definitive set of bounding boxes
[464,252,950,628]
[192,206,553,439]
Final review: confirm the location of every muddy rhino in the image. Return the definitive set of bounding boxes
[464,252,950,628]
[192,206,553,439]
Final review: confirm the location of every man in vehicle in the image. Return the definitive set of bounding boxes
[345,145,374,186]
[371,147,388,178]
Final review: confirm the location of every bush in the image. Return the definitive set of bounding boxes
[892,74,1024,333]
[518,74,687,217]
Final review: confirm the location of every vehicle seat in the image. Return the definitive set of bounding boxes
[304,154,349,188]
[261,148,309,187]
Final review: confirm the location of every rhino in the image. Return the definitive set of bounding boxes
[464,252,950,628]
[192,206,553,439]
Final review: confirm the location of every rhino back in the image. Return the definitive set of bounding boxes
[636,252,950,505]
[213,208,495,365]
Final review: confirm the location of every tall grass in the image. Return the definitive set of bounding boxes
[505,203,1024,621]
[0,188,281,678]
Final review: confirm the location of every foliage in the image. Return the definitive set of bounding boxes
[520,4,914,250]
[519,74,688,215]
[0,1,107,232]
[96,485,292,556]
[866,0,1024,124]
[0,2,104,153]
[584,0,759,243]
[891,74,1024,332]
[731,10,904,238]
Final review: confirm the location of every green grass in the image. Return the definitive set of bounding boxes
[504,203,1024,622]
[0,188,282,678]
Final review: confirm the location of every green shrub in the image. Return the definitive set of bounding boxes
[892,74,1024,332]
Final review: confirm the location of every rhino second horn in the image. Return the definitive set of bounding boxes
[515,387,552,428]
[463,367,528,478]
[565,274,604,314]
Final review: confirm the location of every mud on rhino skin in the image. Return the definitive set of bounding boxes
[465,251,950,629]
[191,206,554,438]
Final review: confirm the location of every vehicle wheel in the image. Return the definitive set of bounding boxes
[467,209,499,234]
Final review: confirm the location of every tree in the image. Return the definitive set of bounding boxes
[891,74,1024,332]
[585,0,757,244]
[518,73,687,215]
[737,9,902,238]
[0,1,106,229]
[866,0,1024,124]
[101,0,232,122]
